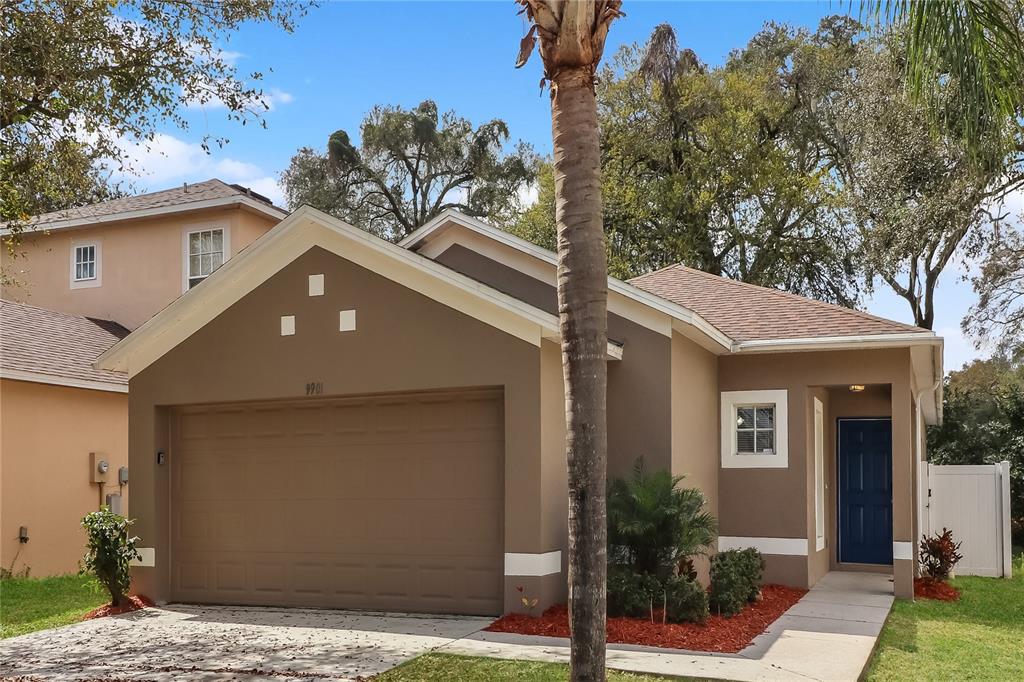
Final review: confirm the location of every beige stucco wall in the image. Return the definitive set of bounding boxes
[433,244,673,478]
[1,207,278,329]
[126,246,567,612]
[0,379,128,577]
[718,348,916,597]
[670,332,719,584]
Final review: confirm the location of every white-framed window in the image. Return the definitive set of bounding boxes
[74,244,96,281]
[720,389,789,468]
[184,227,227,290]
[69,239,102,289]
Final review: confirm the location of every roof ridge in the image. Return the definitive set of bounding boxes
[0,297,122,326]
[632,264,925,334]
[25,178,243,224]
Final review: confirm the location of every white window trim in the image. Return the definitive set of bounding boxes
[181,223,230,293]
[814,397,826,551]
[720,389,789,468]
[69,238,102,289]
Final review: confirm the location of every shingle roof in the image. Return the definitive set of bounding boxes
[628,264,924,343]
[25,179,279,229]
[0,300,129,389]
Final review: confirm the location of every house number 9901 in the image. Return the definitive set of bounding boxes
[305,382,323,396]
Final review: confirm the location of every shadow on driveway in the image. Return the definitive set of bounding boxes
[0,603,491,681]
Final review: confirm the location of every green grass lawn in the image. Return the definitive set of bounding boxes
[0,574,108,639]
[374,653,699,681]
[867,550,1024,681]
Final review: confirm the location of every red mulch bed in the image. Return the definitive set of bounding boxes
[83,595,155,620]
[485,584,806,653]
[914,577,960,601]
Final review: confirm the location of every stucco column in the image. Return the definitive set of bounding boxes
[891,380,915,599]
[502,340,568,613]
[127,401,170,602]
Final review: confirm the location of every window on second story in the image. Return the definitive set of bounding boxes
[74,244,97,281]
[186,228,224,289]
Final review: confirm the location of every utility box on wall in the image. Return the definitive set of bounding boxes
[105,493,123,515]
[89,452,110,483]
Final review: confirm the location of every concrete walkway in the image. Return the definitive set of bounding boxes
[442,571,895,681]
[0,572,893,681]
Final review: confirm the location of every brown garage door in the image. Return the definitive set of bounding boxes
[170,388,504,615]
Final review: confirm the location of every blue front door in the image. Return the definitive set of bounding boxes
[838,418,893,565]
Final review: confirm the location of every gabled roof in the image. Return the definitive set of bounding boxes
[629,264,924,343]
[401,210,943,423]
[401,210,734,352]
[97,206,621,377]
[1,299,128,392]
[403,209,938,348]
[9,179,287,234]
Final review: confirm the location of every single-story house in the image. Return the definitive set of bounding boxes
[1,300,129,577]
[97,207,943,615]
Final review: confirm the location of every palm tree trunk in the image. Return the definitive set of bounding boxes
[551,65,609,682]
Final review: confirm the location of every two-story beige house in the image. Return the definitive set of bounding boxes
[1,180,284,576]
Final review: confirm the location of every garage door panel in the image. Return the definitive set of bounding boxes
[171,389,504,615]
[252,561,287,594]
[215,562,247,592]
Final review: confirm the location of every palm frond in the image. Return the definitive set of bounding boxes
[861,0,1024,159]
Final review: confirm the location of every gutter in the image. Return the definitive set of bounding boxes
[732,332,941,354]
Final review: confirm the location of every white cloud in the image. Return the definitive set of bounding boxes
[115,132,285,207]
[241,177,286,206]
[185,85,294,112]
[517,181,540,208]
[262,88,294,111]
[213,158,263,180]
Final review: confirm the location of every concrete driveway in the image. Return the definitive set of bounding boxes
[0,604,492,681]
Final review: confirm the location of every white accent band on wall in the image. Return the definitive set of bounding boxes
[131,548,156,567]
[893,541,914,561]
[504,551,561,576]
[719,536,808,556]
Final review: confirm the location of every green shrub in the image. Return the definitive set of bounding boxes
[607,458,717,580]
[709,548,765,616]
[81,508,140,606]
[664,575,709,624]
[607,565,660,618]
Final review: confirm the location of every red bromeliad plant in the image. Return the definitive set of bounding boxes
[919,527,963,581]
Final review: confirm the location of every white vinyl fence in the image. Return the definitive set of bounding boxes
[926,461,1013,578]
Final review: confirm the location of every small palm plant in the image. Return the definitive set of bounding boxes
[607,458,717,580]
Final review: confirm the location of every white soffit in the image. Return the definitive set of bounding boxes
[96,207,580,377]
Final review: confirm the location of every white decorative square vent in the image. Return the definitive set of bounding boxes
[308,274,324,296]
[339,310,356,332]
[280,315,296,336]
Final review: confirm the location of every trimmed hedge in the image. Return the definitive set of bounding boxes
[709,548,764,616]
[607,565,661,618]
[608,566,709,624]
[664,575,709,624]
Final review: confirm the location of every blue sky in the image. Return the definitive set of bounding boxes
[129,1,989,371]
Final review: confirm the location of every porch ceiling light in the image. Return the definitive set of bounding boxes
[849,384,866,392]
